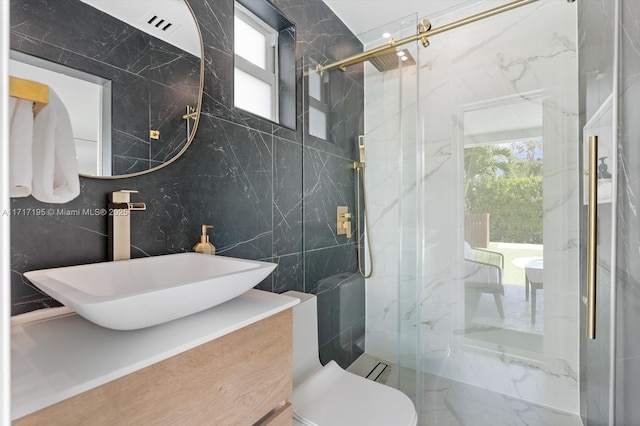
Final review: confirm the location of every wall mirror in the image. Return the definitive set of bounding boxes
[9,0,204,178]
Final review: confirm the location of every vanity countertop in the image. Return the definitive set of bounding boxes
[11,289,299,420]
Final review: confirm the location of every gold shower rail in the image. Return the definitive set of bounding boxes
[317,0,539,73]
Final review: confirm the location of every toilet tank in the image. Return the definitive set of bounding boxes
[316,272,365,367]
[283,291,323,387]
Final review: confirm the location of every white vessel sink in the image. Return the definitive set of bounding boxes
[23,253,277,330]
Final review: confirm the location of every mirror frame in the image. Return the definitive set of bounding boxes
[83,0,205,180]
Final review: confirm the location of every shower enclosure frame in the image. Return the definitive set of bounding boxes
[314,0,623,422]
[350,0,585,421]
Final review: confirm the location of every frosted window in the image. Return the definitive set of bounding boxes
[309,68,322,101]
[234,15,267,69]
[235,68,273,119]
[309,106,327,140]
[234,1,280,122]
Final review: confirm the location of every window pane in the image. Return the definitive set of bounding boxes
[308,68,322,101]
[234,15,266,69]
[235,67,273,119]
[309,106,327,140]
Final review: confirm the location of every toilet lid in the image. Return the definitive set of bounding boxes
[290,361,418,426]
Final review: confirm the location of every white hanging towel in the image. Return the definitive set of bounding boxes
[31,89,80,204]
[9,97,34,198]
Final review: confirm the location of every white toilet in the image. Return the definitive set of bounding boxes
[285,291,418,426]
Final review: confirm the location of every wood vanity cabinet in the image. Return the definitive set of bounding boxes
[14,309,293,426]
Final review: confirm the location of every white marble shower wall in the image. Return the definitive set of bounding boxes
[364,0,579,414]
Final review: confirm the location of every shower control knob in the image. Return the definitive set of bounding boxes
[337,206,352,237]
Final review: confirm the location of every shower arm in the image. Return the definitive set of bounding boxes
[316,0,539,74]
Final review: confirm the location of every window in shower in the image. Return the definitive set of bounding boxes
[462,95,545,352]
[307,63,329,140]
[303,54,364,146]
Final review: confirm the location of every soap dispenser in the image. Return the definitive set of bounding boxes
[194,225,216,255]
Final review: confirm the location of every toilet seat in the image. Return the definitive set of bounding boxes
[290,361,418,426]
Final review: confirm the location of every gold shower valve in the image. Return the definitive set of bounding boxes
[337,206,352,237]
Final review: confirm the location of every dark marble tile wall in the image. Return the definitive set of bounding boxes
[10,0,200,175]
[9,0,365,368]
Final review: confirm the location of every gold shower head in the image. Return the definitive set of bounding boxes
[367,48,416,72]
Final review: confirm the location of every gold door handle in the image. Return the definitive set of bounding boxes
[587,135,598,340]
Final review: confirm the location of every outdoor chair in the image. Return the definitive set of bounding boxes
[464,244,505,321]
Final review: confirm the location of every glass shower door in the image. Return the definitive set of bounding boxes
[414,0,580,421]
[582,95,615,426]
[357,13,422,407]
[362,0,582,423]
[579,1,618,424]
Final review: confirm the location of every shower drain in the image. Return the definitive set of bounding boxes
[365,362,389,382]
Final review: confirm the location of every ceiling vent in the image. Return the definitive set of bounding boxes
[141,11,180,35]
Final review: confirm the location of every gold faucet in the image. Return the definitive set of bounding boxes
[108,190,146,261]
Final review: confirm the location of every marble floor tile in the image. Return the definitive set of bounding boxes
[348,353,583,426]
